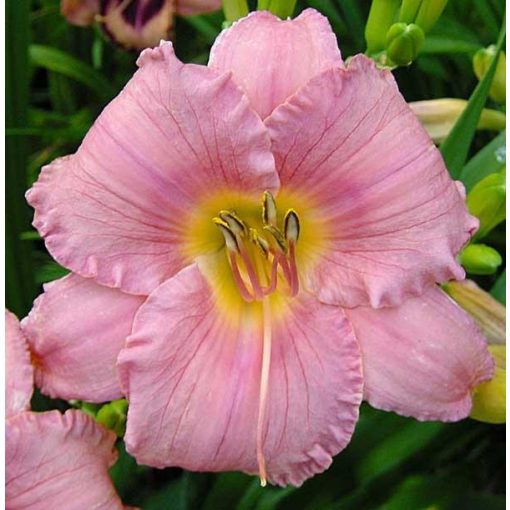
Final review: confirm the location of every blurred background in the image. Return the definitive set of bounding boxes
[6,0,505,508]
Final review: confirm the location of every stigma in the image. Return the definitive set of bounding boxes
[213,191,300,302]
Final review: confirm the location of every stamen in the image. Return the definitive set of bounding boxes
[219,210,248,236]
[213,218,239,254]
[262,257,279,296]
[238,243,265,301]
[249,228,270,258]
[257,296,272,487]
[229,253,255,302]
[288,241,299,297]
[284,209,300,243]
[262,191,278,227]
[263,225,287,254]
[212,194,301,302]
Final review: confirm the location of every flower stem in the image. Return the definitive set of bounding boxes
[222,0,249,23]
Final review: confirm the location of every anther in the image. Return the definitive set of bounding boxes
[263,225,287,254]
[249,228,270,258]
[284,209,300,243]
[218,210,247,236]
[213,218,239,253]
[262,191,278,227]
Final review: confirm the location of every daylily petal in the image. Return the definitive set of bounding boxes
[209,8,343,119]
[6,310,34,418]
[27,42,278,296]
[6,410,123,510]
[266,54,476,308]
[346,286,494,421]
[176,0,222,16]
[118,264,362,487]
[22,273,145,403]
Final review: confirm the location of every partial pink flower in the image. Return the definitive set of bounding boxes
[6,310,34,418]
[5,310,131,509]
[7,410,125,510]
[26,9,493,487]
[22,273,145,403]
[61,0,222,50]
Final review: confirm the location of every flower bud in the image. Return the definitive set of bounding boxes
[61,0,100,26]
[470,345,505,424]
[467,169,506,240]
[96,399,128,437]
[385,23,424,66]
[473,46,506,104]
[414,0,448,33]
[444,280,505,346]
[459,244,502,275]
[409,98,506,143]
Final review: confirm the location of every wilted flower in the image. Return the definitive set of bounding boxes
[26,10,493,487]
[61,0,222,50]
[6,310,132,510]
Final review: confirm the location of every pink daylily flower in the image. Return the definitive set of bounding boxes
[25,9,494,487]
[6,310,132,509]
[61,0,222,50]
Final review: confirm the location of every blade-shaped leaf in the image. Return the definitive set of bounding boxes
[440,16,506,178]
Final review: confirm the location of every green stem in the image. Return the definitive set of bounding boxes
[365,0,401,54]
[257,0,297,18]
[222,0,249,22]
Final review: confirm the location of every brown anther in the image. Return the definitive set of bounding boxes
[213,217,239,253]
[249,228,270,258]
[218,210,248,236]
[262,191,278,227]
[284,209,300,243]
[263,225,287,253]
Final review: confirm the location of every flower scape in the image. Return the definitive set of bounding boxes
[18,8,495,490]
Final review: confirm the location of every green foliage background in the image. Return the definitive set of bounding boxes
[6,1,505,508]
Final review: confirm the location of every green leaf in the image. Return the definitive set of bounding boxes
[460,130,506,192]
[29,45,116,102]
[421,36,482,54]
[6,0,36,317]
[491,269,506,305]
[356,421,445,482]
[440,16,506,178]
[202,473,253,510]
[182,14,222,44]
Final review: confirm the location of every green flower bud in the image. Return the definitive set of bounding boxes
[459,244,502,275]
[96,398,128,437]
[471,345,506,424]
[386,23,424,66]
[473,46,506,104]
[467,169,506,240]
[414,0,448,33]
